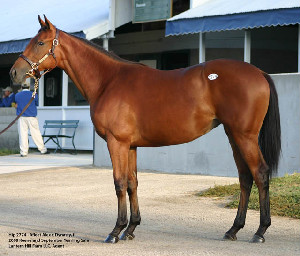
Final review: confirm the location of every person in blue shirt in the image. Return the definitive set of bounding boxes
[15,84,48,157]
[0,87,15,107]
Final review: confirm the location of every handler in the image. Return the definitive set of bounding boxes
[15,84,48,157]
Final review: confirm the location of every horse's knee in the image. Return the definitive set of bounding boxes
[127,179,138,195]
[114,179,128,195]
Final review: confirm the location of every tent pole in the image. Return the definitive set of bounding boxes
[244,30,251,63]
[199,32,206,63]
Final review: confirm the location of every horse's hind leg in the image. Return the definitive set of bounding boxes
[120,147,141,240]
[224,129,253,241]
[225,129,271,243]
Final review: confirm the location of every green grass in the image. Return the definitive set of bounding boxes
[0,149,19,156]
[197,173,300,219]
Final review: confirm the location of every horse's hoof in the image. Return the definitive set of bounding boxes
[104,234,119,244]
[223,232,237,241]
[120,232,135,241]
[250,234,265,243]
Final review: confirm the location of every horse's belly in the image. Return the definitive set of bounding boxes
[132,114,216,147]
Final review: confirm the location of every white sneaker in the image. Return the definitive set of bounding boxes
[40,148,48,154]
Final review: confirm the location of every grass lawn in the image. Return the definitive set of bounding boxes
[197,173,300,219]
[0,149,19,156]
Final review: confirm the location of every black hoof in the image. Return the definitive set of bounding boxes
[223,232,237,241]
[104,234,119,244]
[120,232,135,241]
[250,234,265,243]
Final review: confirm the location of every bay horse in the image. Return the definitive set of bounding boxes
[10,16,281,244]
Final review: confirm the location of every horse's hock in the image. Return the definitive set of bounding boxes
[0,108,18,149]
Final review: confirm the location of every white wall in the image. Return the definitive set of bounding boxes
[93,74,300,177]
[29,106,93,150]
[0,108,19,150]
[272,73,300,174]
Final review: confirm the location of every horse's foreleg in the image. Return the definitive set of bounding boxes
[104,136,130,243]
[120,147,141,240]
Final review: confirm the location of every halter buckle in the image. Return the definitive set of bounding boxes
[53,38,59,46]
[31,63,39,70]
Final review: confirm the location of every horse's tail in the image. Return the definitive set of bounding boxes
[259,72,281,177]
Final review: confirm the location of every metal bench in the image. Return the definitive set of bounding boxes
[42,120,79,154]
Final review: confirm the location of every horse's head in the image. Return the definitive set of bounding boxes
[10,15,59,84]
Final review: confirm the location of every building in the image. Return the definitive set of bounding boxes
[94,0,300,177]
[0,0,131,151]
[0,0,299,176]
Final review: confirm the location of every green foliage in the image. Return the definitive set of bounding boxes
[197,173,300,219]
[0,148,19,156]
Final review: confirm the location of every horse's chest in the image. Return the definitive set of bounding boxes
[90,108,107,137]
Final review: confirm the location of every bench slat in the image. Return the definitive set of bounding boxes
[43,124,78,128]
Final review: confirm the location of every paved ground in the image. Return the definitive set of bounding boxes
[0,155,299,256]
[0,152,92,174]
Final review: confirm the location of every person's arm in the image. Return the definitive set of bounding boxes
[1,97,10,107]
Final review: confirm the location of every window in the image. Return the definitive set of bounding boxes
[44,68,62,106]
[68,78,88,106]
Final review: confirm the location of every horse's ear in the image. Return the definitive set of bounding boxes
[44,15,55,31]
[38,15,46,28]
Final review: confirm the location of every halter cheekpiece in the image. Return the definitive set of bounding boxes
[19,28,60,79]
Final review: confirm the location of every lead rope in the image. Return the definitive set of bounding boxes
[0,76,39,136]
[0,28,59,136]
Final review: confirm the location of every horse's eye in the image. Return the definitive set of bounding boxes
[38,41,44,46]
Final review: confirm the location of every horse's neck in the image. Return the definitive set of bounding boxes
[57,32,120,104]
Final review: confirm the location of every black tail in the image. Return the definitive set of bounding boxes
[259,73,281,177]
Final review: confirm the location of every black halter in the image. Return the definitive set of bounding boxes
[19,28,60,78]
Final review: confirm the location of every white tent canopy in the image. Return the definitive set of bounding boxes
[0,0,110,42]
[0,0,133,54]
[170,0,300,21]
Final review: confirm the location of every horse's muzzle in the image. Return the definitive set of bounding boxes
[9,68,17,81]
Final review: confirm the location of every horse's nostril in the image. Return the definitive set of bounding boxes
[10,68,17,79]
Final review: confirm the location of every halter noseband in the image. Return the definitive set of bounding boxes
[20,28,60,79]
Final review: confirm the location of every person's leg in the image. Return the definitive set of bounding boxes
[18,117,29,156]
[28,117,47,153]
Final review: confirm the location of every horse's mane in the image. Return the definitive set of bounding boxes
[70,33,145,66]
